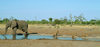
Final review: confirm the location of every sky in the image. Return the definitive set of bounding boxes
[0,0,100,21]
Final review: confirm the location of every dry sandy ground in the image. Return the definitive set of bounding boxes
[0,24,100,47]
[0,40,100,47]
[0,24,100,37]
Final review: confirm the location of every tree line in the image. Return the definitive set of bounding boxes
[0,15,100,25]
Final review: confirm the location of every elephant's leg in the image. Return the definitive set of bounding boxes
[12,28,17,40]
[22,29,28,39]
[25,31,28,39]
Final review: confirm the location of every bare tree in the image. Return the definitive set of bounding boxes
[64,16,67,24]
[78,14,86,24]
[9,16,14,21]
[69,13,73,27]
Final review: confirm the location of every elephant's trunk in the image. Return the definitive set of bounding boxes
[5,25,9,35]
[3,25,9,39]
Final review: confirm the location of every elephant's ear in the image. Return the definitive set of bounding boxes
[11,20,17,28]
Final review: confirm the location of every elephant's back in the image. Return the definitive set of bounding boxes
[17,20,28,29]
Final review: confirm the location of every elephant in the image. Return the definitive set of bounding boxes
[5,20,28,40]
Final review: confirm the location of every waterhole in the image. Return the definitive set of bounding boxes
[0,34,100,41]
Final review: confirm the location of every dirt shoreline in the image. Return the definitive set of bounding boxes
[0,39,100,47]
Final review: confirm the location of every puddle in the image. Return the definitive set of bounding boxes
[0,34,100,41]
[0,35,24,40]
[58,37,84,40]
[28,35,54,39]
[86,38,100,41]
[0,34,54,40]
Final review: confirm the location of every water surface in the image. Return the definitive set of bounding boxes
[0,34,100,41]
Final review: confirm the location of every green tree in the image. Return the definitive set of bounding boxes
[96,20,100,25]
[54,19,61,24]
[41,19,48,24]
[90,19,96,25]
[0,18,2,24]
[2,18,9,23]
[74,16,80,24]
[49,18,53,24]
